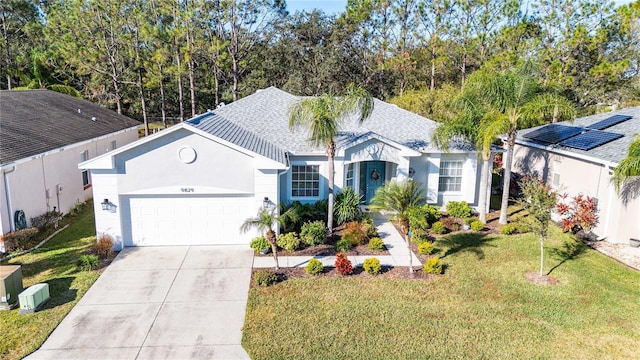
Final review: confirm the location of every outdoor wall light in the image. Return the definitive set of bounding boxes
[263,197,270,209]
[101,199,110,211]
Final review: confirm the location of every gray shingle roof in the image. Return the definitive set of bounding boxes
[1,90,140,165]
[185,87,459,163]
[517,107,640,164]
[188,112,287,164]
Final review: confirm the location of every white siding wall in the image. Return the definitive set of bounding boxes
[1,127,137,234]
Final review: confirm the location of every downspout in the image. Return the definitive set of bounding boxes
[598,166,615,241]
[3,164,16,232]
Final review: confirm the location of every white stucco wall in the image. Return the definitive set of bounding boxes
[89,128,280,249]
[1,127,138,234]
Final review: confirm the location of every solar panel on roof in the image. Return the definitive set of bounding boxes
[559,130,623,151]
[522,124,584,144]
[586,115,632,130]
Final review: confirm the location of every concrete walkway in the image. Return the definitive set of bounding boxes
[253,215,421,268]
[26,246,252,360]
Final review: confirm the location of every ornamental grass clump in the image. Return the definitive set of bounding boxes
[334,253,353,275]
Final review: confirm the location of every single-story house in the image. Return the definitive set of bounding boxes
[511,106,640,245]
[0,90,140,235]
[80,87,489,250]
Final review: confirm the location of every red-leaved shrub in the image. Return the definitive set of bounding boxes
[556,194,599,233]
[334,253,353,275]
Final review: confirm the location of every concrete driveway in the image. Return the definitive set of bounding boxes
[25,246,253,360]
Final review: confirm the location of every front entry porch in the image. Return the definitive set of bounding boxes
[345,160,397,204]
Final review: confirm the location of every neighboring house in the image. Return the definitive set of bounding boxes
[81,87,488,250]
[0,90,140,235]
[511,107,640,245]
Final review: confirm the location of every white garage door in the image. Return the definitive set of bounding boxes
[124,195,255,246]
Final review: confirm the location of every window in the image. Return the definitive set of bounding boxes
[438,160,463,192]
[291,165,319,197]
[345,163,354,189]
[552,160,561,186]
[109,140,116,151]
[80,150,91,189]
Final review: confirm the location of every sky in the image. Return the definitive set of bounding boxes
[286,0,635,15]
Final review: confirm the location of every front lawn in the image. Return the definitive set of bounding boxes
[242,226,640,359]
[0,203,99,360]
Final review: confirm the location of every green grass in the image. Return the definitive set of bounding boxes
[242,226,640,359]
[0,203,99,360]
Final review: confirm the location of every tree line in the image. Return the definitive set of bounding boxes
[1,0,639,131]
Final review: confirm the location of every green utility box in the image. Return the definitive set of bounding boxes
[19,283,50,314]
[1,265,24,310]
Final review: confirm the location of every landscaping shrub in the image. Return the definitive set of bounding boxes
[418,242,434,255]
[30,210,62,231]
[77,254,100,271]
[250,236,270,253]
[301,221,326,246]
[465,217,477,226]
[276,232,300,252]
[423,257,443,274]
[446,201,472,219]
[2,227,38,253]
[441,217,461,232]
[408,204,442,231]
[334,187,363,225]
[334,253,353,275]
[254,269,278,286]
[94,234,114,259]
[470,220,485,231]
[368,237,385,251]
[514,218,533,233]
[410,229,430,244]
[363,257,382,275]
[341,221,368,246]
[360,217,378,238]
[335,239,352,252]
[500,224,518,235]
[305,258,323,275]
[431,221,447,234]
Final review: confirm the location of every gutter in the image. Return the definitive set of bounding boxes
[2,164,16,232]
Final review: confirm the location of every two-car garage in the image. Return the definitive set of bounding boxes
[121,195,255,246]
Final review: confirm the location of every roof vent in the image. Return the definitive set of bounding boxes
[77,109,81,114]
[217,102,225,108]
[91,117,96,122]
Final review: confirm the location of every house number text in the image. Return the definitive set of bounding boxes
[180,187,195,193]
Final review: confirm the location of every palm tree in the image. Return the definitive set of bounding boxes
[369,179,426,273]
[612,134,640,204]
[240,207,296,269]
[442,67,575,225]
[288,84,374,232]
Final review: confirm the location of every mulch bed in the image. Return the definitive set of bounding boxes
[250,266,437,288]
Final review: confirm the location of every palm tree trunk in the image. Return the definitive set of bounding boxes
[399,217,413,273]
[478,154,490,223]
[327,142,336,232]
[267,230,279,269]
[499,130,516,224]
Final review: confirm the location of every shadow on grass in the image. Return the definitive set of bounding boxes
[437,232,497,260]
[41,277,78,309]
[547,239,589,275]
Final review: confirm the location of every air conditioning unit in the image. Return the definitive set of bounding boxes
[0,265,24,310]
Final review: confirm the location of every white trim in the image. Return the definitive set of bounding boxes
[336,132,422,157]
[0,126,138,169]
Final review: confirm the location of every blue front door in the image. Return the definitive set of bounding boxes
[365,161,385,204]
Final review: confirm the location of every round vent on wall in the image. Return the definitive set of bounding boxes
[177,146,197,164]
